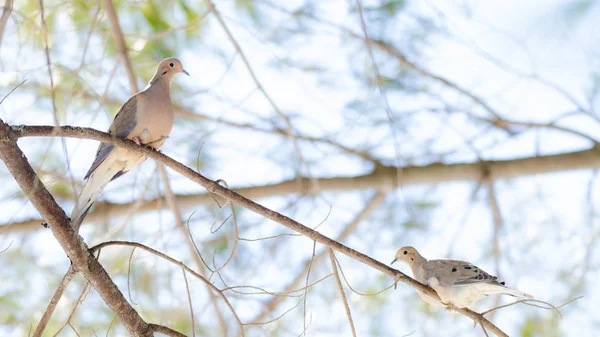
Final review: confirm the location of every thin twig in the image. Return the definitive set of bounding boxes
[0,0,14,50]
[486,179,503,317]
[328,249,357,337]
[0,79,26,106]
[248,192,386,324]
[481,296,583,317]
[334,253,395,297]
[0,241,12,255]
[302,241,316,336]
[481,324,490,337]
[33,267,77,337]
[158,165,229,336]
[181,267,196,337]
[127,247,138,305]
[102,0,138,92]
[38,0,78,199]
[52,282,92,337]
[91,240,245,337]
[148,324,188,337]
[204,0,317,188]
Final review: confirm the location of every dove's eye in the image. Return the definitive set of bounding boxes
[169,62,174,67]
[403,251,407,255]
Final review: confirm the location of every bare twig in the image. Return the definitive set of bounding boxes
[181,267,196,337]
[38,0,59,126]
[303,241,316,336]
[203,0,316,187]
[91,240,245,337]
[334,253,395,297]
[0,241,12,255]
[52,281,92,337]
[158,165,229,336]
[33,267,77,337]
[127,247,138,305]
[0,79,26,106]
[148,324,188,337]
[102,0,138,91]
[0,0,13,50]
[248,192,386,324]
[38,0,78,198]
[481,324,490,337]
[328,249,357,337]
[481,296,583,317]
[352,0,404,180]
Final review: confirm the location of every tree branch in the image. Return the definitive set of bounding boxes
[328,249,357,337]
[92,240,245,337]
[4,129,600,234]
[3,122,508,336]
[149,324,188,337]
[33,267,76,337]
[0,0,13,50]
[0,122,153,336]
[102,0,138,91]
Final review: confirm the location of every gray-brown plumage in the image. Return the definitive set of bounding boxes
[391,246,532,308]
[71,58,189,232]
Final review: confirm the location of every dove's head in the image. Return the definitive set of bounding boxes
[391,246,423,266]
[156,57,189,82]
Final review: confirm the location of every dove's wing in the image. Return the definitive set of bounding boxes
[84,96,139,180]
[422,259,500,287]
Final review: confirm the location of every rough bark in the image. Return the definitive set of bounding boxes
[0,121,153,337]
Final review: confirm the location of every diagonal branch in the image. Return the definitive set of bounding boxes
[3,122,508,336]
[0,122,153,337]
[33,267,76,337]
[328,248,357,337]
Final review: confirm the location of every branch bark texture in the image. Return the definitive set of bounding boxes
[0,121,154,337]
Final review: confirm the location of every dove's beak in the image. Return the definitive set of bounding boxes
[390,258,398,265]
[182,69,190,76]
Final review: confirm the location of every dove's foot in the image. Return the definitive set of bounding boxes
[128,136,141,146]
[146,144,161,152]
[443,302,459,312]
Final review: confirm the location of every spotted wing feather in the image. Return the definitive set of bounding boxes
[423,259,502,287]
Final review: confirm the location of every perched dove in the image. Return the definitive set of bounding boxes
[70,58,189,232]
[391,246,532,309]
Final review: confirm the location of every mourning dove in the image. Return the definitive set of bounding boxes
[391,246,532,309]
[70,57,189,232]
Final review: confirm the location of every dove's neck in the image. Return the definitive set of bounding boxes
[409,256,427,278]
[145,75,171,93]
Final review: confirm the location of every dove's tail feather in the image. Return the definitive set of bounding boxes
[499,286,533,299]
[480,283,533,299]
[71,162,125,233]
